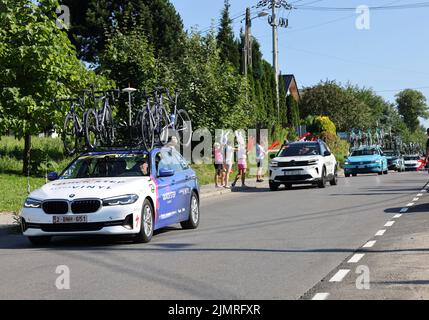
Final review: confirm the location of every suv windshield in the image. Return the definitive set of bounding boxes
[384,152,398,157]
[277,143,320,157]
[60,153,150,179]
[351,149,379,156]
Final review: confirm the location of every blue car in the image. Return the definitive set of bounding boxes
[344,146,388,177]
[21,146,200,244]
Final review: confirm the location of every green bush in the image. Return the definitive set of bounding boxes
[320,132,349,167]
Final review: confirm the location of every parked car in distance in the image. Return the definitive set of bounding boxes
[383,150,405,172]
[268,140,338,191]
[403,154,421,171]
[344,146,388,177]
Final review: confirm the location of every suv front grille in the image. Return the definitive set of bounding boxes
[71,200,101,214]
[42,201,69,214]
[278,161,314,167]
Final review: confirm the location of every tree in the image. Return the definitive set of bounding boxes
[396,89,428,132]
[63,0,185,63]
[286,95,299,129]
[300,81,371,131]
[216,0,240,70]
[0,0,111,174]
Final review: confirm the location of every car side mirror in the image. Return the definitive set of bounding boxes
[47,172,59,181]
[158,168,175,177]
[269,153,276,160]
[324,151,331,157]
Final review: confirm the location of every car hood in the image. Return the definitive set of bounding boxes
[347,155,382,162]
[273,155,321,162]
[29,177,151,200]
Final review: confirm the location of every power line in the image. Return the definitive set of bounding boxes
[293,1,429,11]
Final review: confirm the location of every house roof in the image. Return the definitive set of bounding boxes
[281,74,300,101]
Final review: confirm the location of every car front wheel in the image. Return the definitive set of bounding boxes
[330,167,338,186]
[135,199,154,243]
[269,181,279,191]
[318,167,327,188]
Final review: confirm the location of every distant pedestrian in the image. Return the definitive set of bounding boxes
[213,142,224,188]
[232,142,248,188]
[256,141,266,182]
[223,141,234,188]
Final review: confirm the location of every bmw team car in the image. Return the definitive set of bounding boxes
[344,146,388,177]
[268,140,338,191]
[384,150,405,172]
[20,147,200,245]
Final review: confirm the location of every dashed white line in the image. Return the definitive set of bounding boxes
[375,229,386,236]
[412,198,419,202]
[400,208,408,213]
[329,269,350,282]
[417,193,423,197]
[420,190,426,193]
[312,293,330,300]
[348,253,365,263]
[384,221,395,227]
[406,203,415,207]
[363,240,376,248]
[393,214,402,218]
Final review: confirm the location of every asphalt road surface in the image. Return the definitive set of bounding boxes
[0,171,428,299]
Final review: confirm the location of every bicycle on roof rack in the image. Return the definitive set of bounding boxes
[84,88,120,150]
[140,87,192,151]
[57,92,89,156]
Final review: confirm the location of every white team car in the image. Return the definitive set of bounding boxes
[403,154,421,171]
[20,147,200,245]
[268,140,338,191]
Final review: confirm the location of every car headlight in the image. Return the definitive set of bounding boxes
[373,159,381,163]
[270,161,278,167]
[344,161,349,165]
[24,198,42,208]
[102,194,139,206]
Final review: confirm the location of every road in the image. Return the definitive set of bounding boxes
[0,171,428,299]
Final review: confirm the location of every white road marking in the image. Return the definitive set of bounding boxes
[348,253,365,263]
[400,208,408,213]
[393,214,402,218]
[363,240,376,248]
[421,190,426,193]
[412,198,419,201]
[384,221,395,227]
[375,229,386,236]
[312,293,330,300]
[417,193,423,197]
[406,203,414,207]
[329,269,350,282]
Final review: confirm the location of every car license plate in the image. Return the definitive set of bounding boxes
[284,170,304,175]
[53,215,87,224]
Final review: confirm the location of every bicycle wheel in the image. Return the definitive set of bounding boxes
[100,106,115,146]
[157,106,170,146]
[176,109,192,147]
[63,112,78,155]
[84,109,99,149]
[140,109,154,151]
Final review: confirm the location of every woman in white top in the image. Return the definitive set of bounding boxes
[256,142,266,182]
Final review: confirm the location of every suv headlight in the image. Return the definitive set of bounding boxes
[102,194,139,206]
[24,198,42,208]
[373,159,381,163]
[270,161,278,167]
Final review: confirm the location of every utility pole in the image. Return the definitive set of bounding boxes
[244,7,251,76]
[271,0,280,122]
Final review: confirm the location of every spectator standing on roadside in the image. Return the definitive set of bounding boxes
[223,141,234,188]
[213,142,224,188]
[256,141,266,182]
[231,142,248,188]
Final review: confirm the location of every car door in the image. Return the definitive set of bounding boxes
[321,142,334,175]
[172,150,195,221]
[153,149,184,228]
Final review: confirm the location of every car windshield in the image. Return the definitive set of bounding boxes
[384,152,398,157]
[60,153,150,179]
[277,143,320,157]
[404,156,420,160]
[351,149,378,156]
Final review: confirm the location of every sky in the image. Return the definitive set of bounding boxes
[170,0,429,126]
